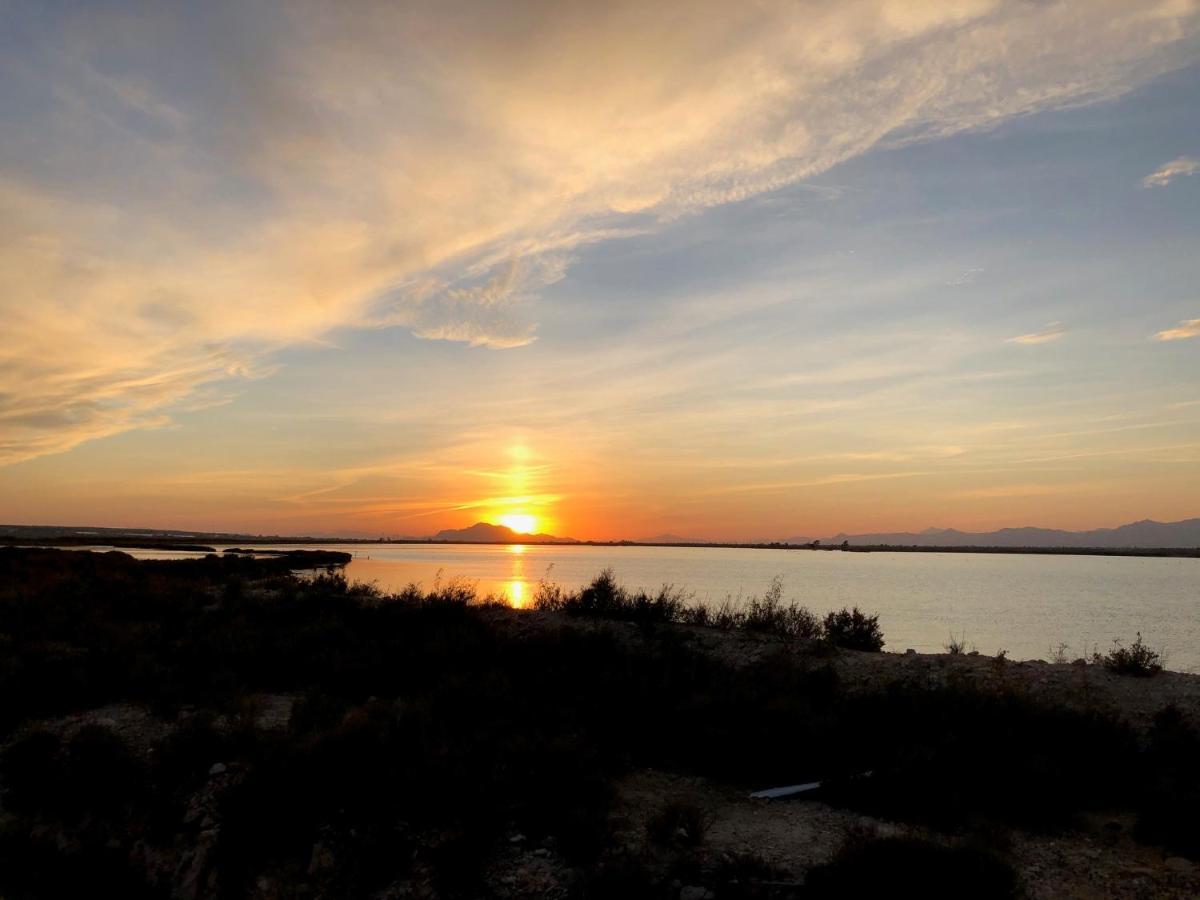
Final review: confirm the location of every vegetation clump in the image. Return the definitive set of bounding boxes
[822,607,885,651]
[536,569,870,646]
[645,799,712,847]
[1094,633,1163,677]
[805,831,1017,899]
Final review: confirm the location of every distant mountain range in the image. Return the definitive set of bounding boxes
[782,518,1200,549]
[6,517,1199,549]
[429,522,577,544]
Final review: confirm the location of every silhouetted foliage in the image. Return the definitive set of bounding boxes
[822,607,885,651]
[537,570,845,641]
[805,832,1017,899]
[1094,632,1163,677]
[645,799,712,847]
[0,548,1191,898]
[1133,705,1200,857]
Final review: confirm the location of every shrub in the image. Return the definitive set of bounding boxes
[534,570,688,625]
[945,631,973,654]
[1094,633,1162,677]
[2,729,65,813]
[805,833,1016,899]
[575,568,624,616]
[708,597,746,631]
[62,724,145,816]
[1133,705,1200,857]
[645,799,712,847]
[743,577,821,639]
[709,850,788,898]
[823,607,885,652]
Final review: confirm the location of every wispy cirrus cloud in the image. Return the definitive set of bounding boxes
[1142,155,1200,187]
[947,267,984,286]
[1,0,1198,463]
[1006,324,1066,345]
[1155,317,1200,340]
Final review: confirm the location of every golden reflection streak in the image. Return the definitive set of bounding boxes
[507,544,527,607]
[508,580,526,608]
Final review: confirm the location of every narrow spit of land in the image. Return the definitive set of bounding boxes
[5,533,1200,559]
[0,548,1197,899]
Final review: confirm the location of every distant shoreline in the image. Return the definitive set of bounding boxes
[3,536,1197,559]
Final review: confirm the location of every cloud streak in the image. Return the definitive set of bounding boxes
[1,0,1198,462]
[1142,155,1200,187]
[1007,324,1066,345]
[1155,317,1200,340]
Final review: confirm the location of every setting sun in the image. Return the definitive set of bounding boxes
[497,513,538,535]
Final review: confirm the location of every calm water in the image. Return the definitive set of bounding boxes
[84,543,1200,672]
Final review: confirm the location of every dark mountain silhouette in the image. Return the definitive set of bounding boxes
[784,518,1200,548]
[429,521,576,543]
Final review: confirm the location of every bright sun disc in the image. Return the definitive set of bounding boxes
[498,513,537,534]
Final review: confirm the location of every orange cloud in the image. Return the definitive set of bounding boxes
[1155,317,1200,341]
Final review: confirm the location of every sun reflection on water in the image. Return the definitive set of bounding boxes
[507,544,527,607]
[508,579,526,607]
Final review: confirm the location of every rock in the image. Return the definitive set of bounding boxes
[1165,857,1195,875]
[1072,658,1088,667]
[509,833,526,844]
[680,887,715,900]
[533,847,549,858]
[674,826,690,842]
[207,762,227,776]
[905,649,917,656]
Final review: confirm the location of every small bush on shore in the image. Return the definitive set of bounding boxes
[645,799,712,847]
[822,607,885,651]
[945,631,972,654]
[1094,633,1162,676]
[533,568,689,625]
[743,576,822,639]
[536,570,855,643]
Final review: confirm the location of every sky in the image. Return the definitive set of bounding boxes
[1,0,1198,541]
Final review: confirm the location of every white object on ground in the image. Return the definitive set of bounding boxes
[749,781,821,800]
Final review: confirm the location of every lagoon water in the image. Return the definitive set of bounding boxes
[95,543,1199,672]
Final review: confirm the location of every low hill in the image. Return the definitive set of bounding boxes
[429,521,576,543]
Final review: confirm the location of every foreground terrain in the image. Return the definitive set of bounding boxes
[0,548,1196,898]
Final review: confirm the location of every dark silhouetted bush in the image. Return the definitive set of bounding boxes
[1094,633,1162,676]
[1134,705,1200,857]
[743,577,821,639]
[537,569,846,642]
[645,799,712,847]
[2,729,64,813]
[805,833,1017,899]
[822,607,884,651]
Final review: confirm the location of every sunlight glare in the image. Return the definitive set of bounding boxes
[498,513,537,534]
